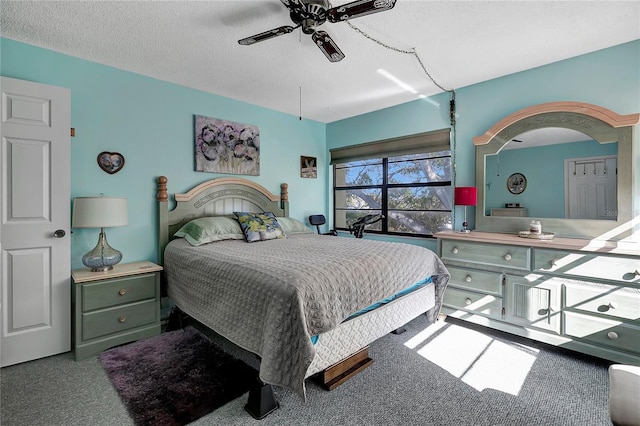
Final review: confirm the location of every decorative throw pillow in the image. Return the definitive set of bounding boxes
[234,211,286,242]
[174,217,245,246]
[276,217,313,235]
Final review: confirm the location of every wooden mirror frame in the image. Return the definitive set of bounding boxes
[474,101,639,241]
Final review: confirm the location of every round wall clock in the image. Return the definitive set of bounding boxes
[507,172,527,194]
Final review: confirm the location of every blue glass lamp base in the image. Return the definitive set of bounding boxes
[82,229,123,272]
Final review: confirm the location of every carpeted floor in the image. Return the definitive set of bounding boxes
[0,315,614,426]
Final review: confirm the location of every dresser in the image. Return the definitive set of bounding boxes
[72,261,163,361]
[435,231,640,365]
[490,207,528,217]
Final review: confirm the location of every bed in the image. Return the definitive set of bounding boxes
[157,176,450,415]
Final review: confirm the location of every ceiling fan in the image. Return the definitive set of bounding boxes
[238,0,397,62]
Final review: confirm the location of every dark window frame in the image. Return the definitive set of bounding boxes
[333,152,453,238]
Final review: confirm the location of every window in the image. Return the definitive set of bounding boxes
[332,130,452,237]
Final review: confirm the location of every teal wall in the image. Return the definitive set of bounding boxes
[327,39,640,251]
[2,37,639,265]
[1,38,327,269]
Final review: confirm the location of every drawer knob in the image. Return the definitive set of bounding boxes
[504,253,512,261]
[452,247,459,254]
[465,275,472,283]
[118,316,127,323]
[607,331,618,340]
[118,288,127,296]
[465,298,472,305]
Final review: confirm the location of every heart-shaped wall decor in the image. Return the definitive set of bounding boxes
[97,151,125,174]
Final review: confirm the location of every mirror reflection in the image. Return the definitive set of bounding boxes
[484,128,618,220]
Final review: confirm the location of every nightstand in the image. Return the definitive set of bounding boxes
[71,261,163,361]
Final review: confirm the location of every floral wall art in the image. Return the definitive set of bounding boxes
[195,115,260,176]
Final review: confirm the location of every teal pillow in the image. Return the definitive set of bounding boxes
[234,211,286,242]
[276,217,313,235]
[174,217,245,246]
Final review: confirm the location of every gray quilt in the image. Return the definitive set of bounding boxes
[164,234,450,398]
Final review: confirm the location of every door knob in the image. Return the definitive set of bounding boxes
[53,229,66,238]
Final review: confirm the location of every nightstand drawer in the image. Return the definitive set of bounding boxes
[441,240,530,270]
[443,287,503,318]
[448,266,502,295]
[82,300,157,341]
[82,273,157,311]
[565,282,640,322]
[534,249,640,285]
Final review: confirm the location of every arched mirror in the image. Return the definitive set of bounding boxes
[474,102,639,240]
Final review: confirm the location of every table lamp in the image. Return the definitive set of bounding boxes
[72,196,128,271]
[454,187,477,233]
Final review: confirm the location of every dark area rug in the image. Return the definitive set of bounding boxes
[99,326,257,426]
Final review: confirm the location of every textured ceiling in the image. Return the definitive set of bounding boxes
[1,1,639,123]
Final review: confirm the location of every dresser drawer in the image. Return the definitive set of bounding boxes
[82,300,157,341]
[448,266,502,295]
[82,273,157,311]
[443,287,503,318]
[564,311,640,354]
[534,249,640,285]
[441,239,530,271]
[564,282,640,322]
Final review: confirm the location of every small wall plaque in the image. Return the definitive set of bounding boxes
[98,151,125,174]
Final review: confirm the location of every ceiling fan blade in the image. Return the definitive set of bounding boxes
[238,25,296,45]
[327,0,396,23]
[312,31,345,62]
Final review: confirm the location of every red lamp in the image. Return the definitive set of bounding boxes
[454,187,477,233]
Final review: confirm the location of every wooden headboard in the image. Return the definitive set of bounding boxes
[157,176,289,264]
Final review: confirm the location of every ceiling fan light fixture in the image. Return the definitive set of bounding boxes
[300,0,329,16]
[238,0,396,62]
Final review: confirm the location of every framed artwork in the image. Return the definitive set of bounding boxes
[195,115,260,176]
[97,151,125,174]
[300,156,317,178]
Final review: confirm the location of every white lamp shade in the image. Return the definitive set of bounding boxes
[72,197,128,228]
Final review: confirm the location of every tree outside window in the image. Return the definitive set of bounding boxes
[334,151,453,237]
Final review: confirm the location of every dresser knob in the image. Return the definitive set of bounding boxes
[504,253,512,261]
[465,275,472,283]
[465,298,472,305]
[118,288,127,296]
[118,316,127,323]
[607,331,618,340]
[452,247,459,254]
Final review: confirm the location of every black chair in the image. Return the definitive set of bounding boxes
[308,215,337,236]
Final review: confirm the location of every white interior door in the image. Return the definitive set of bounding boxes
[565,156,617,220]
[0,76,71,367]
